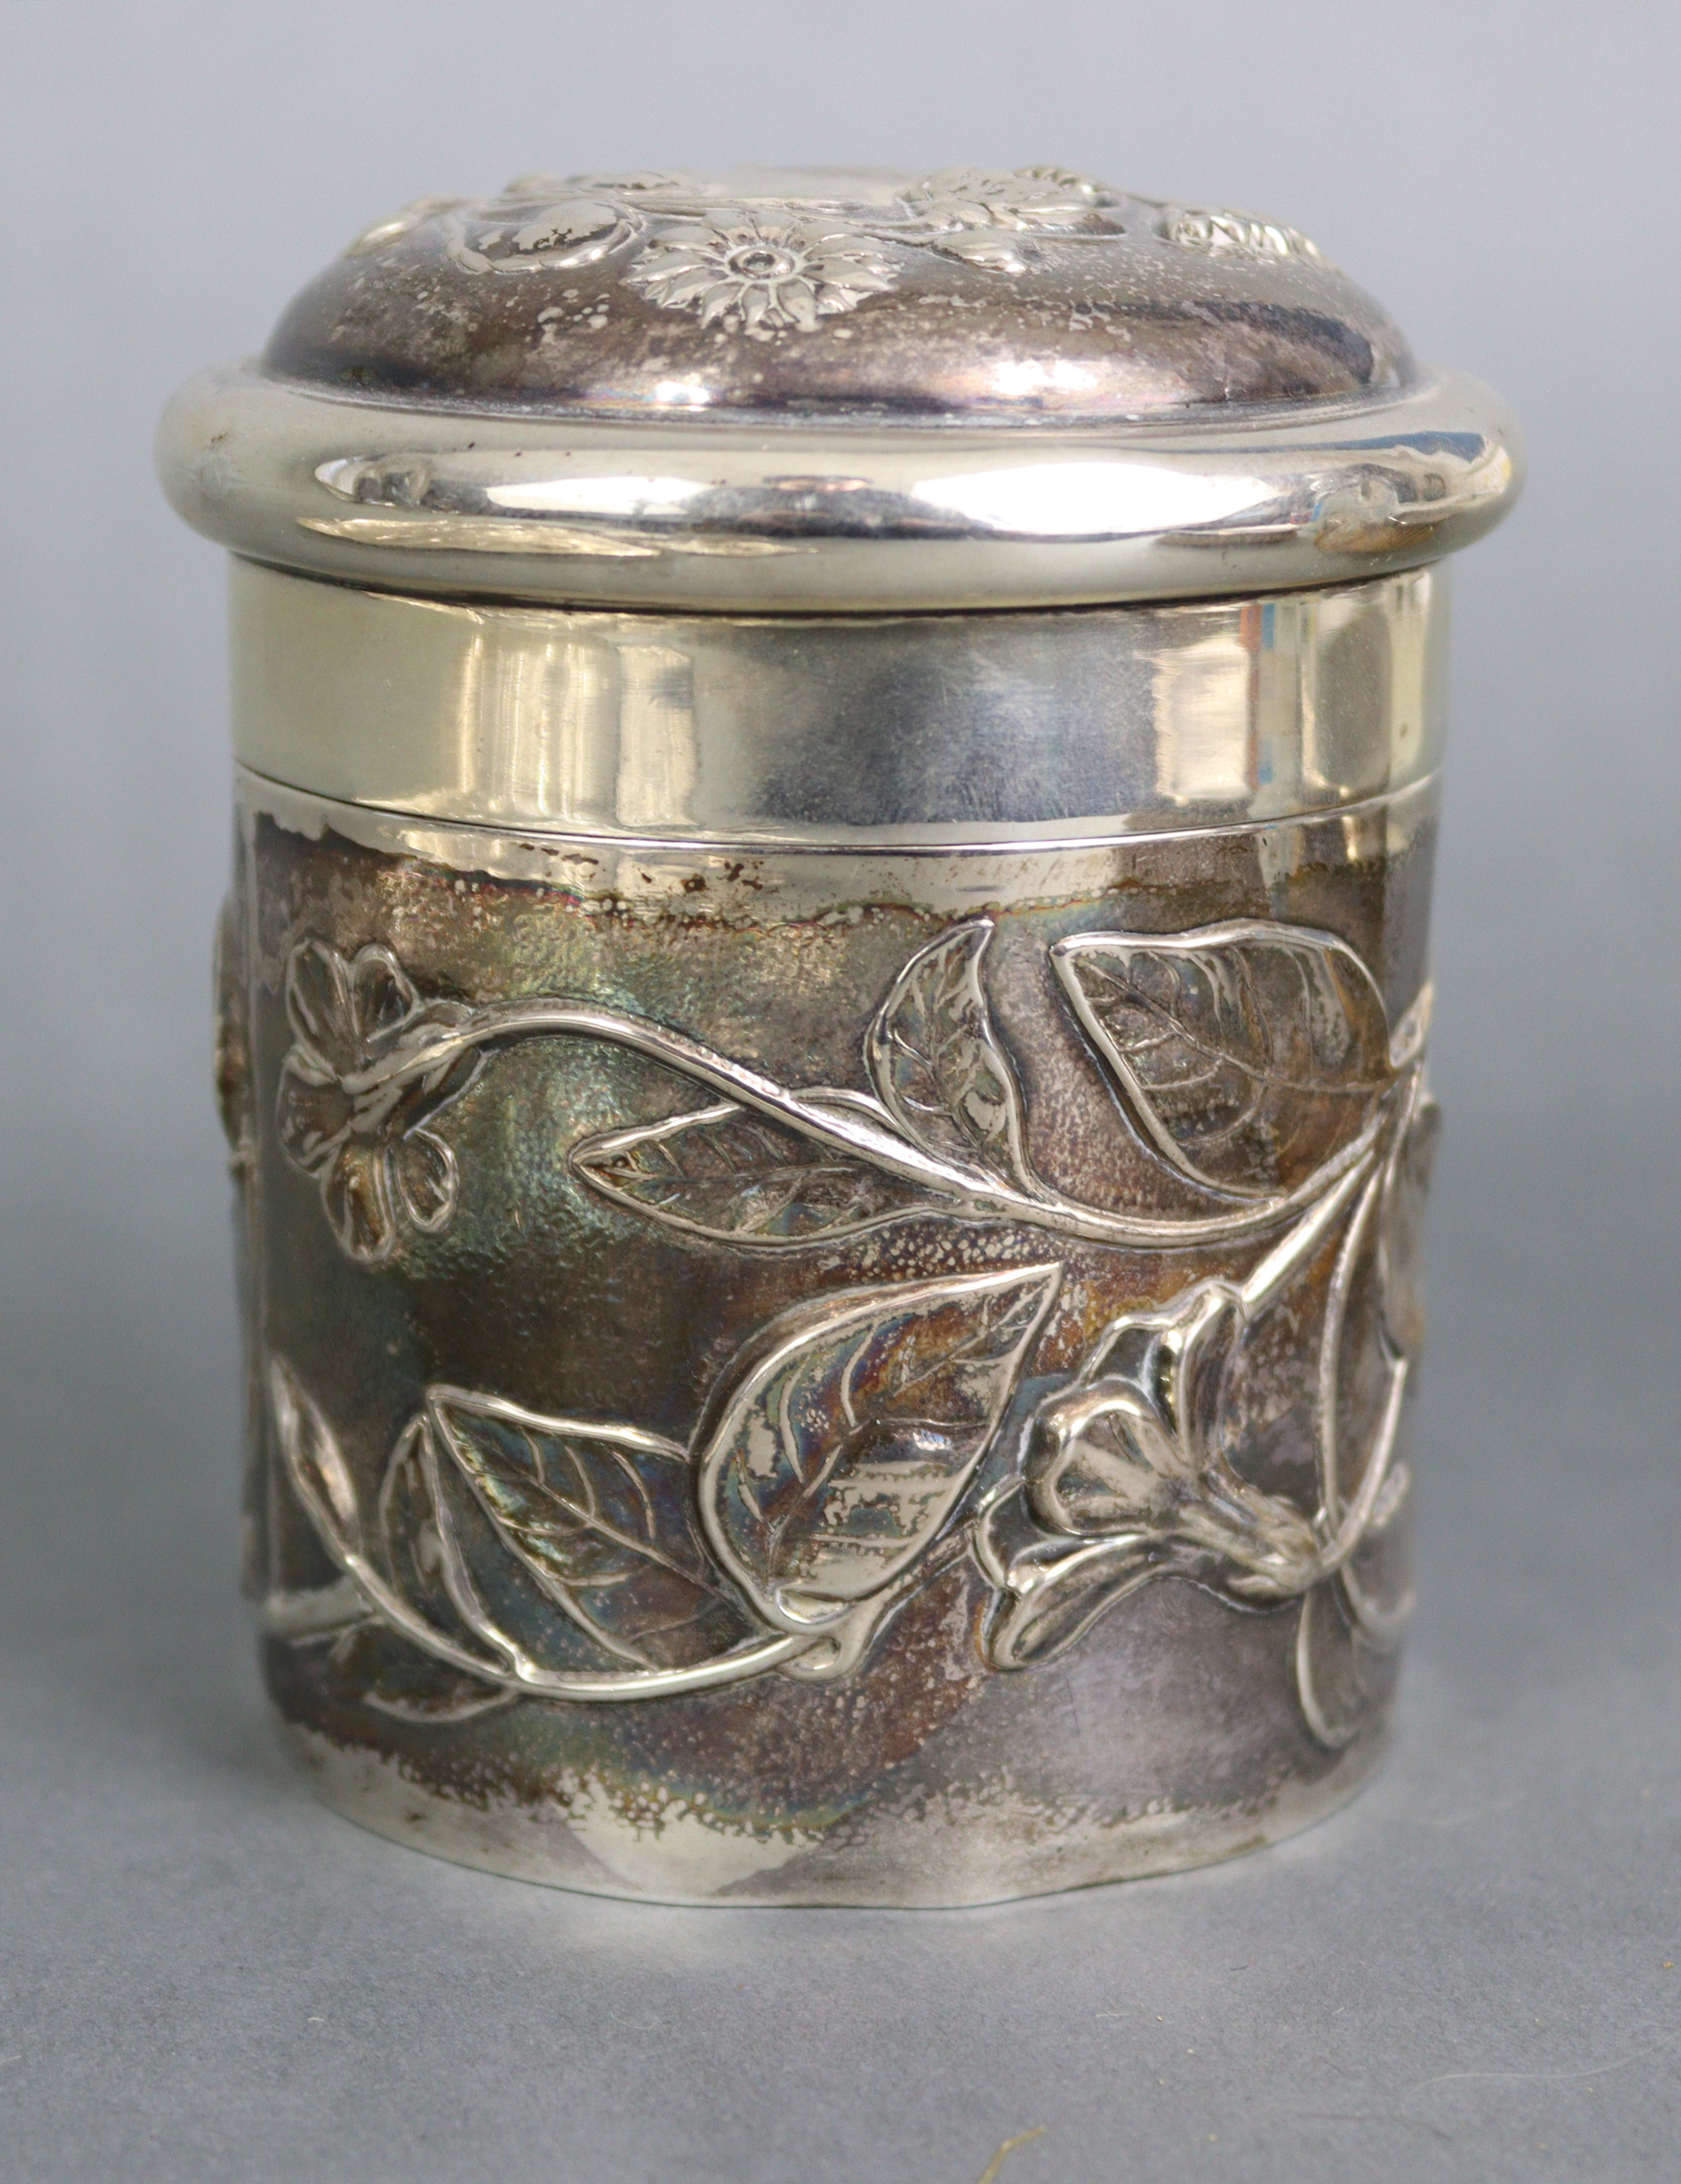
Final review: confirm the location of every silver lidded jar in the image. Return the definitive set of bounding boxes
[159,166,1520,1907]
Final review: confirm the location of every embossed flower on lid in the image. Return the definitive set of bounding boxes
[276,941,482,1264]
[1159,205,1322,260]
[245,164,1435,442]
[897,166,1119,271]
[622,213,897,332]
[904,164,1116,231]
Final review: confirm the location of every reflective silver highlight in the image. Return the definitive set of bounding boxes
[232,559,1448,842]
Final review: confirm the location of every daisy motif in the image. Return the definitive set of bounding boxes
[623,213,897,332]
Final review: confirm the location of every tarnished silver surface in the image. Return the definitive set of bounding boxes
[169,159,1517,1906]
[220,770,1436,1903]
[274,166,1412,419]
[232,560,1447,841]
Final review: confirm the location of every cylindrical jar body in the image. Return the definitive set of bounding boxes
[222,560,1443,1906]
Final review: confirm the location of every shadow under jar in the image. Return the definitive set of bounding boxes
[159,164,1520,1906]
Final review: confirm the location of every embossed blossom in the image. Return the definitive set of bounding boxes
[1025,1282,1320,1587]
[623,213,897,331]
[897,166,1117,271]
[1159,206,1321,260]
[276,941,481,1265]
[905,166,1112,231]
[977,1277,1330,1674]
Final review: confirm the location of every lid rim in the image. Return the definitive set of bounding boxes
[159,359,1522,613]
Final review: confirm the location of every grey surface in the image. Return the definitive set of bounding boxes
[2,2,1679,2177]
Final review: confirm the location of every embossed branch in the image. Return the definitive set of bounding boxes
[263,913,1435,1743]
[268,1259,1061,1707]
[401,168,1322,325]
[978,1077,1424,1722]
[278,921,1416,1263]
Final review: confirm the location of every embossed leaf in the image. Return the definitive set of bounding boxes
[509,198,623,253]
[1053,923,1396,1198]
[699,1263,1061,1625]
[376,1415,506,1660]
[571,1095,935,1244]
[927,232,1031,273]
[270,1356,364,1565]
[1379,1090,1441,1355]
[427,1390,756,1671]
[269,1366,511,1705]
[866,921,1033,1186]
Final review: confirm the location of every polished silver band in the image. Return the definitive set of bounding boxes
[163,363,1517,613]
[232,558,1447,847]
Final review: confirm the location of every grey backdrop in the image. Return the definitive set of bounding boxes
[2,3,1678,2179]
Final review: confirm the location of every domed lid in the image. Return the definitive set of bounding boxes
[266,165,1416,419]
[159,164,1520,610]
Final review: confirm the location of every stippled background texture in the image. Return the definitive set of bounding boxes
[2,2,1677,2177]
